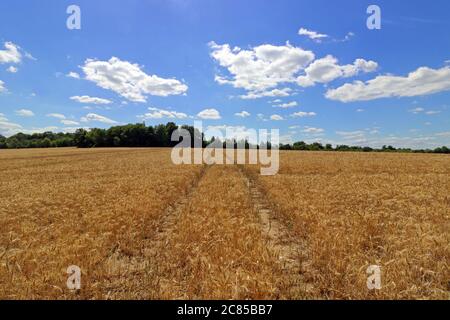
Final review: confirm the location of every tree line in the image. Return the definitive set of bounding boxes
[0,122,449,154]
[279,141,450,154]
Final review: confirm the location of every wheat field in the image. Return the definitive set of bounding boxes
[0,148,448,299]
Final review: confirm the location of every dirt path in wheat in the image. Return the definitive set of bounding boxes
[102,165,209,299]
[237,166,313,298]
[106,163,311,299]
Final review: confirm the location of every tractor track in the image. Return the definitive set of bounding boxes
[237,166,313,297]
[147,164,210,251]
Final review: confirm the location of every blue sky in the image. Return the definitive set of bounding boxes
[0,0,449,148]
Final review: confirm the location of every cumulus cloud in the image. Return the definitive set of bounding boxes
[0,80,5,92]
[409,107,425,114]
[240,88,292,100]
[139,107,188,120]
[7,66,18,73]
[209,41,314,97]
[0,120,22,136]
[80,113,118,124]
[297,55,378,87]
[70,95,112,105]
[290,111,316,118]
[66,72,80,79]
[273,101,298,108]
[197,108,221,120]
[325,66,450,102]
[336,130,367,142]
[81,57,188,102]
[409,107,441,115]
[270,114,284,121]
[0,42,21,64]
[235,111,251,118]
[436,131,450,137]
[298,28,329,41]
[0,113,22,136]
[302,126,324,134]
[47,113,66,119]
[61,119,80,126]
[15,109,34,117]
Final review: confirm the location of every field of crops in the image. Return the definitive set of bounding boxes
[0,148,448,299]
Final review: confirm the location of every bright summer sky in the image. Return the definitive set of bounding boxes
[0,0,449,148]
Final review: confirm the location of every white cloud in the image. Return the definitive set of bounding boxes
[240,88,292,99]
[210,41,314,96]
[408,107,441,115]
[298,28,329,41]
[139,107,188,120]
[336,130,367,142]
[80,113,118,124]
[326,66,450,102]
[70,95,112,105]
[356,108,365,112]
[270,114,284,121]
[81,57,188,102]
[24,52,36,61]
[341,32,355,42]
[24,127,59,134]
[336,130,366,136]
[0,80,5,92]
[6,66,18,73]
[15,109,34,117]
[297,55,378,87]
[46,113,66,119]
[61,119,80,126]
[197,108,221,120]
[409,107,425,114]
[0,42,21,64]
[66,72,80,79]
[0,119,22,136]
[273,101,298,108]
[302,126,324,134]
[290,111,316,118]
[235,111,251,118]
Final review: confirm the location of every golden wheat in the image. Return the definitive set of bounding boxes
[244,151,450,299]
[0,148,448,299]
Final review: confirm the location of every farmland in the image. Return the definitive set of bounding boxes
[0,148,449,299]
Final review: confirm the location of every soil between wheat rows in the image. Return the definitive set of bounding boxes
[0,148,448,299]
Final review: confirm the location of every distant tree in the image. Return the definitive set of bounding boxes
[0,135,6,149]
[293,141,307,150]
